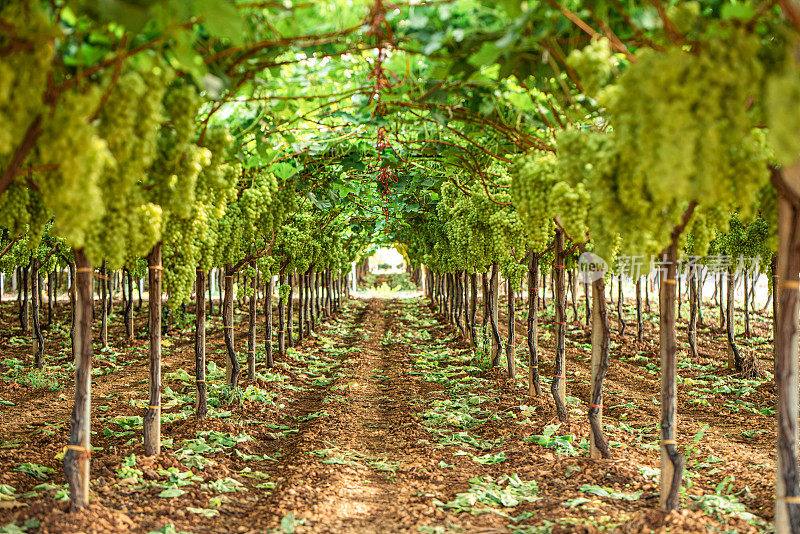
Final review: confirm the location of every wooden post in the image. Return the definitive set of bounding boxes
[505,277,515,378]
[658,204,694,510]
[100,261,108,349]
[469,271,478,346]
[123,268,134,344]
[32,258,44,368]
[773,164,800,533]
[287,273,294,348]
[64,250,92,509]
[589,274,611,459]
[636,277,644,342]
[222,264,239,387]
[489,264,501,365]
[688,265,698,359]
[143,242,162,456]
[726,267,741,370]
[195,268,207,419]
[248,261,257,379]
[265,272,274,368]
[527,253,541,396]
[552,229,567,422]
[298,272,305,342]
[278,270,286,357]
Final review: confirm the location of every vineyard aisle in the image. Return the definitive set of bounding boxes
[0,288,776,533]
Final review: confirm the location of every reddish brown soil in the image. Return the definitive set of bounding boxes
[0,280,776,533]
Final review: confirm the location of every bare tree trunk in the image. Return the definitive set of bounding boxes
[677,263,683,320]
[287,273,294,348]
[248,262,257,379]
[726,268,741,371]
[698,266,705,326]
[20,263,29,333]
[454,273,459,325]
[469,271,478,345]
[100,262,108,349]
[711,269,719,305]
[445,273,452,323]
[589,275,611,459]
[309,270,317,332]
[552,229,567,422]
[433,272,439,312]
[636,277,643,342]
[265,272,274,368]
[338,271,344,309]
[47,270,54,327]
[329,269,335,314]
[541,267,547,310]
[570,270,578,322]
[322,270,327,318]
[527,254,541,396]
[208,268,214,316]
[137,274,143,311]
[658,209,692,511]
[222,264,239,387]
[688,265,698,359]
[772,257,779,341]
[617,273,626,336]
[69,262,76,349]
[64,249,93,510]
[218,269,223,317]
[719,272,726,330]
[445,273,451,322]
[107,270,114,316]
[195,268,207,419]
[143,242,162,457]
[304,270,310,335]
[744,270,751,337]
[278,270,286,357]
[505,277,515,378]
[453,273,462,331]
[489,264,502,366]
[32,258,44,368]
[123,268,133,344]
[321,270,328,318]
[332,270,338,311]
[608,275,613,305]
[315,271,322,321]
[433,272,439,309]
[298,271,305,342]
[773,167,800,534]
[463,271,469,340]
[482,272,489,328]
[441,273,446,316]
[584,280,590,326]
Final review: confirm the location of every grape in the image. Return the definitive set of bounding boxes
[566,38,621,98]
[163,116,239,305]
[0,1,54,159]
[509,152,557,254]
[591,28,769,257]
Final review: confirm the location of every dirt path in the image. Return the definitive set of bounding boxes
[243,299,441,532]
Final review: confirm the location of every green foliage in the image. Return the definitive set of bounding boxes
[15,463,55,480]
[432,474,539,512]
[523,424,579,456]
